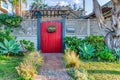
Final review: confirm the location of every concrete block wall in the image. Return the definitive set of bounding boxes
[10,19,111,49]
[16,36,37,50]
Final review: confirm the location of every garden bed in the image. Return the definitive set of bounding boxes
[64,36,120,80]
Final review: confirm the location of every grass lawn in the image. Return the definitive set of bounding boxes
[81,61,120,80]
[0,56,23,80]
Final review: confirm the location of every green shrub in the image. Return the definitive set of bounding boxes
[79,43,95,60]
[64,35,114,61]
[83,35,105,55]
[0,13,22,28]
[96,46,114,61]
[0,29,16,42]
[20,39,35,52]
[63,49,81,68]
[65,36,82,53]
[16,51,43,80]
[0,38,20,55]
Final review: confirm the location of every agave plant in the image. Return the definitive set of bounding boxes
[0,38,20,55]
[114,48,120,61]
[79,43,95,60]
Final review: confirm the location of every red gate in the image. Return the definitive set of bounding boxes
[41,21,62,53]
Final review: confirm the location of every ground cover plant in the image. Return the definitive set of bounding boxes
[16,51,43,80]
[81,61,120,80]
[0,56,23,80]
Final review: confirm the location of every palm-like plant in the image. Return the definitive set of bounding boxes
[31,0,47,10]
[8,0,27,15]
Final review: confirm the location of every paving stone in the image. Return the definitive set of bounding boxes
[35,53,71,80]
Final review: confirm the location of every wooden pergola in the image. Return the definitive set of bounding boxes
[30,8,70,18]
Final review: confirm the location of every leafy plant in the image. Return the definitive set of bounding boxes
[96,46,114,61]
[65,37,82,53]
[64,36,115,61]
[16,62,36,80]
[0,38,20,55]
[16,51,43,80]
[83,35,105,54]
[0,29,16,42]
[79,43,95,60]
[68,68,90,80]
[0,13,22,28]
[114,47,120,61]
[63,49,81,68]
[20,39,35,52]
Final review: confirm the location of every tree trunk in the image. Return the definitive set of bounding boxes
[15,3,21,16]
[93,0,120,51]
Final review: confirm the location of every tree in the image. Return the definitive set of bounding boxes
[8,0,27,16]
[31,0,47,10]
[93,0,120,51]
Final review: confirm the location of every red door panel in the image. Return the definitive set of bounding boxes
[41,21,62,53]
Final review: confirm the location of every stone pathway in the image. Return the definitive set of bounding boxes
[35,53,71,80]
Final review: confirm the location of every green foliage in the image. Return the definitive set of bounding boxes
[20,39,35,52]
[16,51,43,80]
[79,43,95,60]
[0,14,22,28]
[64,35,115,61]
[0,56,23,80]
[63,49,81,68]
[114,48,120,61]
[65,36,82,53]
[0,38,20,55]
[0,29,16,42]
[68,68,92,80]
[83,35,105,54]
[96,47,114,61]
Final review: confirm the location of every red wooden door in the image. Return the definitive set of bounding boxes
[41,21,62,53]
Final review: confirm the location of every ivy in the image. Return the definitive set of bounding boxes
[0,14,22,28]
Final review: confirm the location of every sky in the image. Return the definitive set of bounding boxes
[8,0,111,15]
[27,0,110,14]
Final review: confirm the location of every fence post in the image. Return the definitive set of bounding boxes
[62,15,66,53]
[35,11,42,50]
[87,19,90,36]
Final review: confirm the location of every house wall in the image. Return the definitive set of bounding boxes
[10,19,111,49]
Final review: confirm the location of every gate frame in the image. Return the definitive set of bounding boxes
[35,11,66,53]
